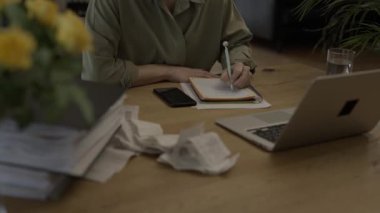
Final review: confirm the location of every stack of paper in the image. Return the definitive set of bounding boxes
[0,164,70,200]
[0,95,126,200]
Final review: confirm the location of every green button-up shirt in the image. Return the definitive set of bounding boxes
[82,0,255,87]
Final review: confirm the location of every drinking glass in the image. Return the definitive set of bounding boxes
[0,201,7,213]
[326,48,355,75]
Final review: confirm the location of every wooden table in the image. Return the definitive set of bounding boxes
[4,63,380,213]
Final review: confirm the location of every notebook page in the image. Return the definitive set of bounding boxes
[189,78,256,101]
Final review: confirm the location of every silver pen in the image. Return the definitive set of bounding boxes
[223,41,234,91]
[249,83,263,103]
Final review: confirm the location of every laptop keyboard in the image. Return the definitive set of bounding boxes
[248,124,287,143]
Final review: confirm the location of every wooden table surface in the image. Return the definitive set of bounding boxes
[4,63,380,213]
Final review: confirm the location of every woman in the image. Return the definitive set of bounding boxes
[82,0,256,88]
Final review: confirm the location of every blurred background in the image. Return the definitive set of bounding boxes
[57,0,380,72]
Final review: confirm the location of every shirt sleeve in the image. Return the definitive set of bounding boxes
[81,0,138,88]
[220,0,256,71]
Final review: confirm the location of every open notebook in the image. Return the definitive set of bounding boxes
[189,77,258,102]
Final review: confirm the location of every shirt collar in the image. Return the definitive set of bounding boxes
[170,0,205,16]
[190,0,205,3]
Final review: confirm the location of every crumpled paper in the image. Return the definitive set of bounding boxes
[87,105,239,181]
[84,146,137,183]
[157,124,239,175]
[113,106,239,175]
[366,122,380,173]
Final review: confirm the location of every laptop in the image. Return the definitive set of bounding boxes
[216,70,380,151]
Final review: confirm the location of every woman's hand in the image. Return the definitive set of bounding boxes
[133,64,216,87]
[220,62,252,89]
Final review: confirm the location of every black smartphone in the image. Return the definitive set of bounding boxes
[153,87,197,107]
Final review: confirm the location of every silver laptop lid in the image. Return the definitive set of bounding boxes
[274,69,380,150]
[217,70,380,151]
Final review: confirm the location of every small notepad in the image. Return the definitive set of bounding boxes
[189,78,257,102]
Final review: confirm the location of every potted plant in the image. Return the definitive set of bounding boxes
[295,0,380,52]
[0,0,93,127]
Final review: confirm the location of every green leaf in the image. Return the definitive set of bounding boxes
[295,0,380,52]
[294,0,323,20]
[67,85,94,125]
[34,47,54,68]
[3,4,29,27]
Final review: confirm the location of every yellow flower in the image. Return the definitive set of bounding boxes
[0,0,20,10]
[56,10,92,54]
[0,28,36,70]
[25,0,59,27]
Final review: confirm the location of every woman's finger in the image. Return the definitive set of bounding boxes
[233,66,252,88]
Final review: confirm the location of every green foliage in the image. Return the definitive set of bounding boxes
[0,3,94,127]
[295,0,380,52]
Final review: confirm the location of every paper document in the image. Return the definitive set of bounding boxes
[0,163,69,200]
[0,164,55,191]
[0,95,127,177]
[87,107,238,179]
[189,78,257,101]
[367,122,380,173]
[181,83,271,109]
[84,105,174,182]
[0,130,78,172]
[70,100,127,176]
[84,147,136,183]
[158,124,239,175]
[111,107,167,154]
